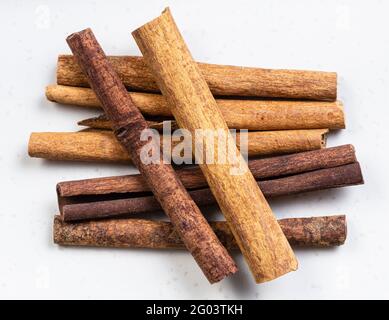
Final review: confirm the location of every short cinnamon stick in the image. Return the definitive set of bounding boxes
[28,129,328,163]
[57,145,357,197]
[59,163,363,221]
[54,215,347,249]
[66,28,237,283]
[56,56,337,101]
[46,85,344,130]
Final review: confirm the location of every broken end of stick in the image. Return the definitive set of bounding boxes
[310,214,347,246]
[346,144,356,162]
[56,186,65,217]
[53,215,68,244]
[45,85,58,103]
[56,183,63,196]
[338,215,347,245]
[53,215,59,245]
[333,73,338,101]
[254,266,299,284]
[78,115,112,130]
[336,100,346,129]
[77,119,89,127]
[132,7,171,39]
[320,214,347,246]
[28,132,61,160]
[354,162,365,185]
[253,256,298,284]
[27,132,38,158]
[320,129,329,148]
[341,161,364,187]
[56,55,69,86]
[66,28,93,44]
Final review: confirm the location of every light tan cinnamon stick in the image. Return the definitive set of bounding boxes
[28,129,327,163]
[132,8,297,283]
[66,28,237,283]
[56,55,337,101]
[53,215,347,249]
[46,85,344,130]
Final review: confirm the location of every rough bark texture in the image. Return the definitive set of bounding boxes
[28,129,328,163]
[46,85,344,130]
[132,8,298,283]
[56,55,337,101]
[66,28,237,283]
[59,162,363,221]
[57,144,357,197]
[53,215,347,249]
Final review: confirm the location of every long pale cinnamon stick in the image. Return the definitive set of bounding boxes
[133,9,299,283]
[46,85,344,130]
[57,145,357,197]
[66,28,237,283]
[28,129,328,163]
[56,55,337,101]
[54,215,347,249]
[59,163,363,221]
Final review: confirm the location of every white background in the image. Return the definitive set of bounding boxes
[0,0,387,299]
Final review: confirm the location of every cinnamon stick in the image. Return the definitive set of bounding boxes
[59,163,363,221]
[78,116,177,132]
[133,9,299,283]
[54,215,347,249]
[57,144,357,197]
[56,56,337,101]
[46,85,344,130]
[66,28,237,283]
[28,129,328,163]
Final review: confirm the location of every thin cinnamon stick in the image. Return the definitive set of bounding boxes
[66,28,237,283]
[78,115,177,132]
[56,56,337,101]
[59,163,363,221]
[57,144,357,197]
[28,129,328,163]
[54,215,347,249]
[46,85,344,130]
[133,9,299,283]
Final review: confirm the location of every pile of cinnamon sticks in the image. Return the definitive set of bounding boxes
[29,8,363,284]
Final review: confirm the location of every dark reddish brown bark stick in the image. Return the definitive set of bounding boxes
[66,28,237,283]
[57,144,356,197]
[60,163,363,221]
[54,215,347,249]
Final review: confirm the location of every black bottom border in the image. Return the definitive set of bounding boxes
[0,300,385,318]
